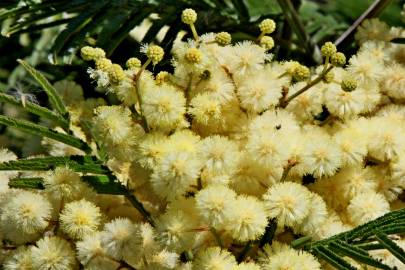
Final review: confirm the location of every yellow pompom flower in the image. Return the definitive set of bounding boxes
[223,195,268,241]
[31,237,77,270]
[59,199,102,240]
[263,182,311,227]
[194,247,237,270]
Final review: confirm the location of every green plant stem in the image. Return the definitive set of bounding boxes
[282,65,333,108]
[291,235,312,249]
[190,23,199,42]
[133,58,151,132]
[280,161,295,182]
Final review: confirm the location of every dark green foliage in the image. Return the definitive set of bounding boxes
[298,208,405,269]
[0,0,279,65]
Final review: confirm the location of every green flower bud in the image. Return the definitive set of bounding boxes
[215,32,231,46]
[80,46,105,61]
[292,65,310,82]
[156,71,170,85]
[259,19,276,34]
[146,45,164,65]
[260,36,275,50]
[95,58,112,71]
[323,70,335,83]
[108,64,125,84]
[331,52,346,66]
[185,48,202,63]
[341,77,357,92]
[321,42,337,58]
[126,57,141,69]
[181,8,197,25]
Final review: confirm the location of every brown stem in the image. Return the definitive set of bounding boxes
[282,66,333,108]
[132,59,151,132]
[335,0,393,48]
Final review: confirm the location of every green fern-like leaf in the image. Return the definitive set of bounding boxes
[0,92,69,129]
[298,208,405,269]
[17,59,67,116]
[0,155,108,174]
[0,115,91,153]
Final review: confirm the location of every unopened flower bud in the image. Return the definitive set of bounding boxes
[323,70,335,83]
[95,58,112,71]
[156,71,170,85]
[126,57,141,69]
[331,52,346,66]
[292,65,310,82]
[341,77,357,92]
[146,45,164,65]
[185,48,202,63]
[321,42,337,58]
[108,64,125,84]
[260,36,275,50]
[80,46,105,61]
[215,32,231,45]
[181,8,197,25]
[259,19,276,34]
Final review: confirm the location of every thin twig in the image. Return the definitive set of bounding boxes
[282,66,333,108]
[125,192,155,227]
[210,227,224,248]
[277,0,321,63]
[237,241,252,263]
[335,0,393,48]
[133,59,151,132]
[280,161,295,182]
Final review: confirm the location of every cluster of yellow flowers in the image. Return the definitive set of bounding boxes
[1,8,405,270]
